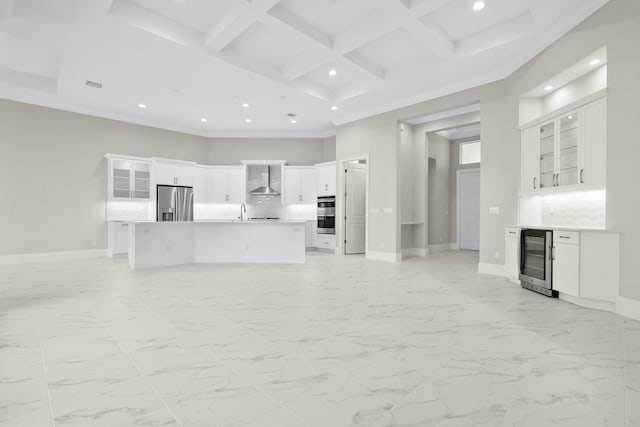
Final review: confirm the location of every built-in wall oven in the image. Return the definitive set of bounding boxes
[519,229,557,297]
[317,196,335,235]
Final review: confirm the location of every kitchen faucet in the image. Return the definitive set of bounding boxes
[239,203,246,221]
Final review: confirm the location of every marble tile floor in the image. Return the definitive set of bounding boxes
[0,250,638,427]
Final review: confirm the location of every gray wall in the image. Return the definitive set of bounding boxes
[427,133,451,246]
[0,99,210,256]
[449,136,481,246]
[208,136,332,165]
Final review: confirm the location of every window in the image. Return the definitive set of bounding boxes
[460,140,481,164]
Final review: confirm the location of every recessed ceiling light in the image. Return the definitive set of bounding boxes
[245,118,252,123]
[568,115,573,119]
[201,118,207,123]
[242,103,250,108]
[291,119,297,124]
[544,85,554,91]
[472,1,485,11]
[138,103,147,109]
[331,105,338,111]
[329,69,337,76]
[590,59,601,66]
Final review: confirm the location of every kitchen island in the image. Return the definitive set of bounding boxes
[128,220,306,269]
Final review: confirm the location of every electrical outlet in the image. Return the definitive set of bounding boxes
[91,239,97,247]
[494,251,500,259]
[380,242,385,249]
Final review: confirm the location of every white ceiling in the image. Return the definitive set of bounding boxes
[0,0,609,137]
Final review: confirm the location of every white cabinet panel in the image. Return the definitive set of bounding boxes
[208,167,245,204]
[316,162,336,196]
[155,161,195,186]
[581,97,606,187]
[521,127,539,193]
[284,167,316,204]
[504,228,519,281]
[580,232,619,302]
[313,234,335,250]
[194,167,208,204]
[553,242,580,296]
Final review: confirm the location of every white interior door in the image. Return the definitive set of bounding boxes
[458,168,480,251]
[345,163,367,254]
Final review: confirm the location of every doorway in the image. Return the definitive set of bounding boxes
[457,168,480,250]
[343,159,367,254]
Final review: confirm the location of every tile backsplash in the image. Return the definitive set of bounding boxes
[519,189,606,229]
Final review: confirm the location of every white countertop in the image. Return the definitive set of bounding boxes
[507,224,617,233]
[122,219,308,224]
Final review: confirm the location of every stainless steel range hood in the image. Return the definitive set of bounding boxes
[249,165,280,196]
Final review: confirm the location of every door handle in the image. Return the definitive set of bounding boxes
[533,177,537,189]
[580,169,584,184]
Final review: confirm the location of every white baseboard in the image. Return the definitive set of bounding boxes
[478,262,509,277]
[428,243,455,253]
[366,251,401,262]
[0,249,107,265]
[559,293,615,313]
[615,297,640,322]
[401,248,427,258]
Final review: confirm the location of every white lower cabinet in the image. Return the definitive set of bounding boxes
[504,228,520,281]
[552,231,580,296]
[313,234,335,251]
[107,222,129,256]
[305,221,316,248]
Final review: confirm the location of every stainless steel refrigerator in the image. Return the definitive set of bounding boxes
[156,185,194,221]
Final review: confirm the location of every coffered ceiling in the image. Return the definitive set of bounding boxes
[0,0,609,137]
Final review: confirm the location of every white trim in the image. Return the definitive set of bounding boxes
[428,243,453,253]
[457,167,481,251]
[615,297,640,322]
[0,249,107,265]
[366,251,401,262]
[401,248,427,258]
[339,155,370,257]
[559,292,615,313]
[518,89,607,130]
[478,262,508,277]
[449,243,460,250]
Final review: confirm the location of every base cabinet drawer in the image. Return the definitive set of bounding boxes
[313,235,335,250]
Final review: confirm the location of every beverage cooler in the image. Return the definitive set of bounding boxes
[519,229,557,297]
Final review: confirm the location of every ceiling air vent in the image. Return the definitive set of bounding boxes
[85,80,103,88]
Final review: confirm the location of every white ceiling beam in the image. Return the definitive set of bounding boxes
[333,9,400,55]
[267,3,332,48]
[333,80,383,104]
[289,78,333,102]
[204,0,281,52]
[407,0,456,17]
[109,0,202,49]
[342,52,386,81]
[280,50,333,81]
[217,47,282,82]
[456,13,536,56]
[380,0,454,57]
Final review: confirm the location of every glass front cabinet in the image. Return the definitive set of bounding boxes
[106,154,151,200]
[520,96,606,193]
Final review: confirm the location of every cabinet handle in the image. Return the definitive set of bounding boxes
[554,173,559,187]
[299,195,302,202]
[551,246,555,260]
[580,169,584,184]
[559,235,570,239]
[533,177,537,189]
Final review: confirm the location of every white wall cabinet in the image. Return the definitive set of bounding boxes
[520,96,606,193]
[283,166,316,204]
[154,160,195,187]
[106,154,151,200]
[208,167,245,204]
[194,166,209,204]
[316,162,336,196]
[552,231,580,296]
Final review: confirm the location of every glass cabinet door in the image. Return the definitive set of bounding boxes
[539,121,555,189]
[558,112,579,186]
[132,163,151,199]
[112,159,132,198]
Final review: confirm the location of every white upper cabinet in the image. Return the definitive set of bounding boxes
[283,166,316,204]
[521,127,540,193]
[208,167,245,204]
[193,166,208,204]
[316,162,336,196]
[520,96,606,193]
[581,97,607,187]
[154,160,195,187]
[105,154,151,200]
